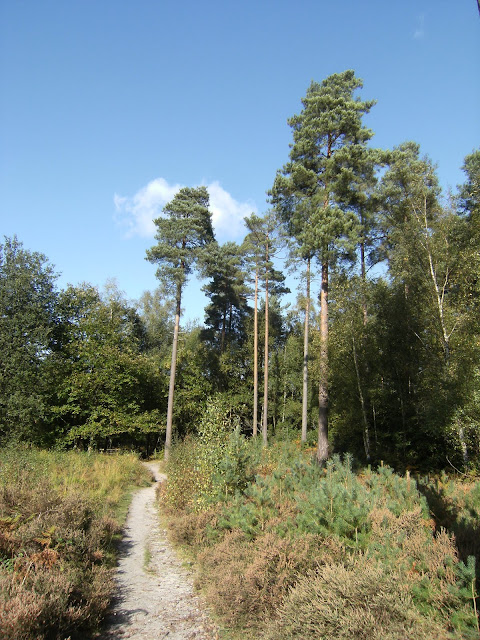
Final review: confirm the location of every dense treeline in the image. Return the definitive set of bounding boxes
[1,69,479,472]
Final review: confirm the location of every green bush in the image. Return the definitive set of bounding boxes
[163,436,480,639]
[165,397,258,511]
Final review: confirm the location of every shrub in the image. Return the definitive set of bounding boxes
[195,531,336,628]
[163,437,480,638]
[165,398,258,511]
[264,556,454,640]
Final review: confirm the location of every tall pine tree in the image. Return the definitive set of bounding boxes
[146,187,214,459]
[272,70,375,462]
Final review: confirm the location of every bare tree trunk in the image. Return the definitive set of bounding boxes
[352,334,371,461]
[253,268,259,437]
[301,257,311,443]
[360,234,368,327]
[317,260,329,463]
[263,266,269,446]
[358,227,372,459]
[458,426,469,466]
[165,285,181,461]
[417,196,452,362]
[220,308,226,353]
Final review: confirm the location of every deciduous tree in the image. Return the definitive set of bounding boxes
[0,236,58,443]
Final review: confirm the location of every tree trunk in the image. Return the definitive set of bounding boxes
[360,230,368,327]
[352,334,371,461]
[165,284,181,461]
[220,308,226,354]
[358,224,372,459]
[301,256,311,443]
[282,341,287,424]
[458,426,469,466]
[253,268,259,437]
[317,260,329,463]
[418,196,451,362]
[263,266,269,446]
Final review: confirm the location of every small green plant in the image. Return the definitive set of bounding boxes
[143,543,153,573]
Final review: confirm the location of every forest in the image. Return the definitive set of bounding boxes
[1,70,479,473]
[1,70,480,638]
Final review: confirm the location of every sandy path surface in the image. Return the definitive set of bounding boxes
[98,462,217,640]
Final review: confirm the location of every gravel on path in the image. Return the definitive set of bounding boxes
[97,462,217,640]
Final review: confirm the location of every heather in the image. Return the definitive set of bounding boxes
[162,406,480,639]
[0,446,150,640]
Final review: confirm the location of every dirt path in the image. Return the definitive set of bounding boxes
[98,462,217,640]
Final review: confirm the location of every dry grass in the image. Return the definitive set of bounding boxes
[0,446,150,639]
[264,556,452,640]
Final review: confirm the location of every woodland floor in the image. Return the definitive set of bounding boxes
[96,462,217,640]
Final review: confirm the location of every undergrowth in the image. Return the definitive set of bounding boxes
[0,445,151,640]
[161,401,480,639]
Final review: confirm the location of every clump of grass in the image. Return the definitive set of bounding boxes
[0,445,150,639]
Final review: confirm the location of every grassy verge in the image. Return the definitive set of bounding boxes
[0,445,151,640]
[160,413,480,639]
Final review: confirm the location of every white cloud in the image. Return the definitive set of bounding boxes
[207,180,256,240]
[114,177,183,237]
[114,178,257,241]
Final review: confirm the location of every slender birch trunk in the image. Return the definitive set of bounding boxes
[220,308,226,354]
[358,220,372,459]
[317,260,329,463]
[360,232,368,327]
[352,334,371,461]
[301,256,311,443]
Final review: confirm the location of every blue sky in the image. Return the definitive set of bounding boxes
[1,1,479,323]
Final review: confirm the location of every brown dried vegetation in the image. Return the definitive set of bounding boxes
[0,448,149,640]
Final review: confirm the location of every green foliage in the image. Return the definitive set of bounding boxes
[163,440,479,638]
[271,69,376,263]
[214,453,429,546]
[136,285,175,355]
[165,397,259,511]
[201,241,250,356]
[50,284,165,450]
[0,236,59,444]
[146,186,215,293]
[172,327,215,436]
[215,428,256,498]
